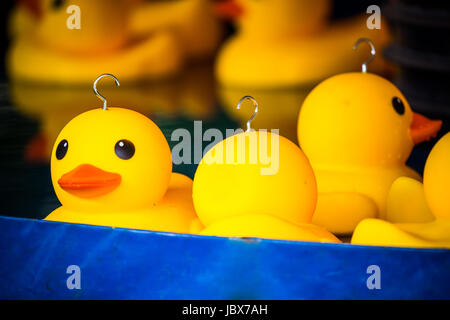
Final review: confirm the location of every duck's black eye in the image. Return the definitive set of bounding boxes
[392,97,405,115]
[115,140,135,160]
[51,0,64,10]
[56,139,68,160]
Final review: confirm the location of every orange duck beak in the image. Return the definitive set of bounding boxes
[58,164,121,198]
[410,112,442,145]
[25,133,48,163]
[214,0,244,20]
[19,0,42,19]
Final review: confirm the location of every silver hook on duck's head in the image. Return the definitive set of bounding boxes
[93,73,120,110]
[353,38,376,73]
[237,95,258,132]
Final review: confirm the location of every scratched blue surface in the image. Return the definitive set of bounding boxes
[0,215,449,299]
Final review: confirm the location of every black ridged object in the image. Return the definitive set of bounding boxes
[384,1,450,118]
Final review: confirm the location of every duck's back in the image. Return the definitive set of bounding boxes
[313,164,421,220]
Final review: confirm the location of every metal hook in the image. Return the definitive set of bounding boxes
[236,96,258,132]
[353,38,376,73]
[93,73,120,110]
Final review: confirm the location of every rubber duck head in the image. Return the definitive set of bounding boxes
[193,97,317,227]
[214,0,330,38]
[298,72,442,167]
[51,107,172,213]
[21,0,133,54]
[424,132,450,220]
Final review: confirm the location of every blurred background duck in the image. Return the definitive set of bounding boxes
[352,132,450,248]
[7,0,223,84]
[130,0,223,61]
[298,72,442,235]
[214,0,390,89]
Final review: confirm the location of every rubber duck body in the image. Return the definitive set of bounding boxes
[352,132,450,249]
[45,107,199,233]
[298,72,442,234]
[130,0,223,61]
[7,0,193,83]
[215,0,390,88]
[193,129,340,243]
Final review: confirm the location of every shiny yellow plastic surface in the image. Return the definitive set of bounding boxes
[298,73,422,234]
[386,177,434,223]
[193,130,339,243]
[352,219,450,248]
[424,133,450,220]
[352,132,450,248]
[215,0,390,88]
[45,107,198,233]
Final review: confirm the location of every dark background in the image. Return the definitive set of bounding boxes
[0,1,15,81]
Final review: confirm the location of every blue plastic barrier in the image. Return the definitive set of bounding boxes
[0,215,449,299]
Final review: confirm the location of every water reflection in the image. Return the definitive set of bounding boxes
[10,63,220,164]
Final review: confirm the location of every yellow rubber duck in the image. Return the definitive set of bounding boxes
[297,44,442,234]
[7,0,222,83]
[193,96,340,243]
[214,0,390,88]
[352,132,450,249]
[45,75,201,233]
